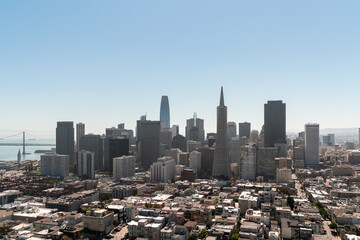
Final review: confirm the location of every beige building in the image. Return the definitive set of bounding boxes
[83,209,114,234]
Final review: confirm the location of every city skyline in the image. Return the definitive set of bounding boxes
[1,1,360,138]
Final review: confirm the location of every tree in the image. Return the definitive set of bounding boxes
[231,233,239,240]
[287,196,295,210]
[99,193,112,203]
[189,234,197,240]
[329,222,337,229]
[198,229,208,239]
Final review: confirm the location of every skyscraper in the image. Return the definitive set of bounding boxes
[77,150,95,179]
[305,123,320,168]
[239,122,251,139]
[56,121,74,166]
[160,96,170,129]
[79,134,103,171]
[76,123,85,151]
[104,137,129,173]
[212,87,231,179]
[264,101,286,147]
[186,113,205,143]
[172,134,187,152]
[227,122,237,141]
[113,156,135,181]
[137,120,161,169]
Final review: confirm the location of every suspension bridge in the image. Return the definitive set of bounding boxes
[0,132,55,154]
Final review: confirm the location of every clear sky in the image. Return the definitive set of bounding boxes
[1,1,359,138]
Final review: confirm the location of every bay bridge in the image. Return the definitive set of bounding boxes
[0,132,55,154]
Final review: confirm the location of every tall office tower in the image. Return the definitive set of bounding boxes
[179,152,189,166]
[113,156,135,181]
[118,123,125,130]
[187,140,201,153]
[56,121,74,166]
[250,130,259,144]
[293,146,305,168]
[323,134,335,146]
[207,136,216,148]
[41,153,69,178]
[239,122,251,139]
[104,137,129,173]
[275,142,288,158]
[76,123,85,151]
[160,96,170,130]
[77,151,95,179]
[240,145,256,181]
[305,123,320,168]
[229,137,241,163]
[256,147,278,181]
[186,113,205,143]
[171,125,179,138]
[189,151,201,174]
[264,101,286,147]
[79,134,103,171]
[160,129,173,150]
[298,131,305,138]
[140,115,147,121]
[165,148,181,164]
[150,156,175,182]
[137,120,161,169]
[227,122,237,141]
[199,146,215,178]
[212,87,231,179]
[172,134,187,152]
[329,134,335,146]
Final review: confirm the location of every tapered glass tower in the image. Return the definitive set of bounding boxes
[160,96,170,129]
[212,87,231,179]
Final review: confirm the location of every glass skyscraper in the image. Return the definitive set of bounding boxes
[160,95,170,129]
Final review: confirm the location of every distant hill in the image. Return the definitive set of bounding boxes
[287,128,359,143]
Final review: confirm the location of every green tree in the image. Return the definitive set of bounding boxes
[329,222,337,229]
[198,229,208,239]
[99,193,112,203]
[231,233,239,240]
[189,234,197,240]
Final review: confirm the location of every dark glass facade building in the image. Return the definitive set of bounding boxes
[264,100,286,147]
[56,121,74,166]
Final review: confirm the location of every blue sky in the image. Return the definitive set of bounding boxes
[1,1,360,138]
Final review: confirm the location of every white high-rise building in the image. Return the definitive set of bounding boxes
[165,148,181,164]
[189,151,201,174]
[212,87,231,179]
[305,123,320,168]
[41,153,69,178]
[240,145,256,181]
[77,150,95,179]
[150,156,175,182]
[113,156,135,181]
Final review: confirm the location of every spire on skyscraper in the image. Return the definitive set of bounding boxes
[212,86,230,179]
[220,86,224,107]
